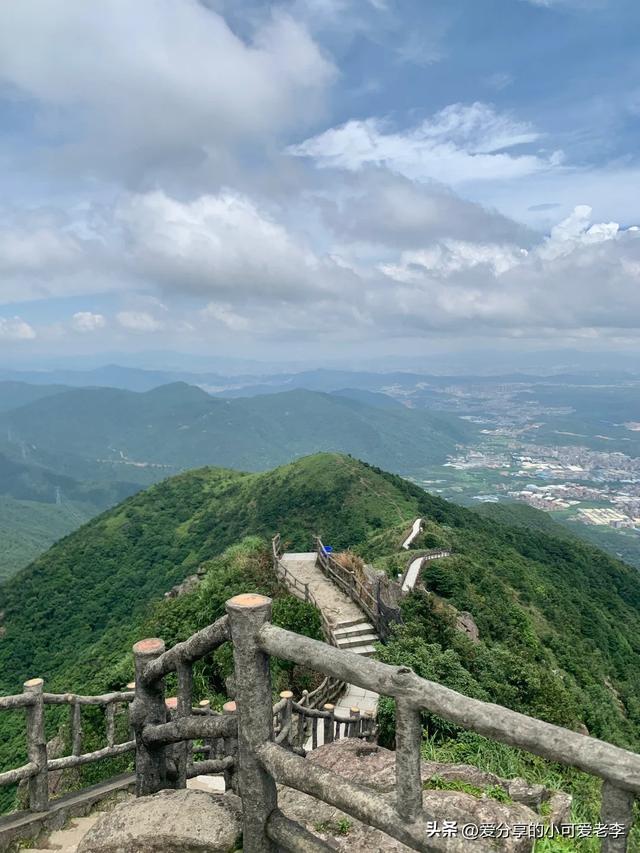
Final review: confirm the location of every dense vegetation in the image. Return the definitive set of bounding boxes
[1,453,640,845]
[0,382,474,483]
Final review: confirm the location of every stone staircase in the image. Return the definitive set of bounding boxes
[333,617,378,656]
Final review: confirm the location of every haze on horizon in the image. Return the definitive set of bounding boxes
[1,0,639,364]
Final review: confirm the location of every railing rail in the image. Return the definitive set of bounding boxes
[2,594,638,851]
[398,548,453,591]
[0,679,135,814]
[232,594,637,853]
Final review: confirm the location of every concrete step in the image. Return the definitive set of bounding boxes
[334,616,369,630]
[333,622,375,639]
[350,645,377,656]
[335,633,378,649]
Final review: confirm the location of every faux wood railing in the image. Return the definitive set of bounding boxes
[398,548,453,591]
[315,536,402,641]
[3,596,638,850]
[0,683,134,813]
[225,593,637,852]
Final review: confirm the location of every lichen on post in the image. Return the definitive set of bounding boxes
[226,593,278,852]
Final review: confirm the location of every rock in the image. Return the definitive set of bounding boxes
[455,611,480,642]
[287,739,542,852]
[506,778,546,809]
[547,791,573,829]
[77,789,242,853]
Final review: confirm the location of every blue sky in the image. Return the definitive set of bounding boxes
[0,0,639,361]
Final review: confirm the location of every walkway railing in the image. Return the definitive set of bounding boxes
[271,535,346,715]
[229,593,638,853]
[315,536,402,641]
[2,595,639,851]
[0,683,134,813]
[399,548,453,591]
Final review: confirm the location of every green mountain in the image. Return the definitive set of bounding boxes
[0,381,71,413]
[1,453,640,834]
[1,453,639,744]
[0,382,474,482]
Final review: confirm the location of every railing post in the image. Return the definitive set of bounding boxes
[132,638,167,797]
[24,678,48,813]
[600,781,634,853]
[175,663,193,788]
[71,699,82,756]
[226,594,277,853]
[349,707,360,739]
[105,702,116,748]
[280,691,293,749]
[395,697,423,822]
[323,704,335,744]
[126,681,136,741]
[223,700,238,792]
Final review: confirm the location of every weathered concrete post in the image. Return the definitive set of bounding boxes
[395,697,423,822]
[600,781,633,853]
[226,594,277,852]
[223,700,238,792]
[71,700,82,756]
[175,663,193,788]
[349,707,360,739]
[105,702,116,747]
[126,681,136,741]
[280,691,293,748]
[323,704,335,744]
[132,638,167,797]
[24,678,48,813]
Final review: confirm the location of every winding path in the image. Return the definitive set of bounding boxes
[279,552,379,746]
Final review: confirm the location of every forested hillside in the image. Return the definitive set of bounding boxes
[1,453,639,745]
[1,453,640,839]
[0,382,473,481]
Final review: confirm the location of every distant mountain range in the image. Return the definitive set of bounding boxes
[0,381,474,481]
[0,380,475,578]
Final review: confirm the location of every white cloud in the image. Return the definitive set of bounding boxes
[0,317,36,340]
[116,311,164,333]
[0,0,335,182]
[201,302,250,331]
[288,103,563,185]
[114,189,348,302]
[72,311,106,332]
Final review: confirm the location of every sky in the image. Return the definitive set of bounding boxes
[1,0,640,364]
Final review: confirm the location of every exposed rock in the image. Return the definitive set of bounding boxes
[506,778,546,809]
[77,789,242,853]
[283,739,543,852]
[164,574,200,600]
[575,723,590,736]
[455,611,480,642]
[547,791,573,829]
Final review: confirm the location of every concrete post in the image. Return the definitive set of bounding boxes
[223,700,238,792]
[395,698,423,822]
[71,700,82,756]
[349,707,360,739]
[600,780,633,853]
[132,638,167,797]
[280,691,293,748]
[24,678,48,813]
[226,594,277,852]
[323,704,335,744]
[175,663,193,788]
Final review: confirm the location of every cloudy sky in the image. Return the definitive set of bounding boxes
[1,0,640,362]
